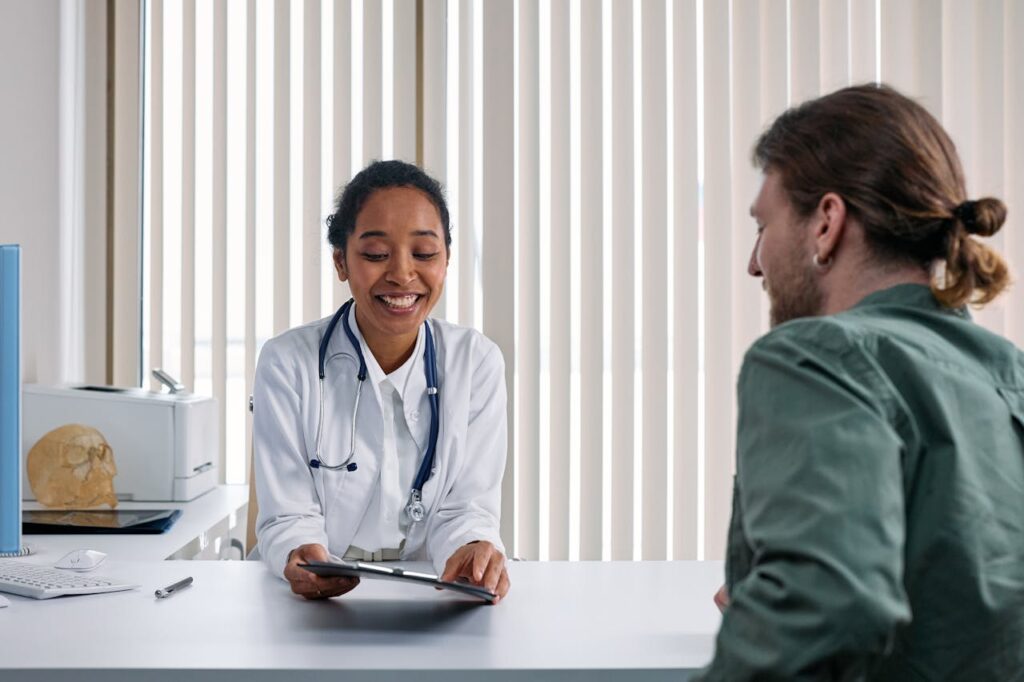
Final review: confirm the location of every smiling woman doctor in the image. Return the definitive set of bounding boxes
[252,160,510,602]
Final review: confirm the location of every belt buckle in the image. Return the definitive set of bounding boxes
[344,546,398,562]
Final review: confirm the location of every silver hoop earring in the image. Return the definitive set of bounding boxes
[813,253,833,268]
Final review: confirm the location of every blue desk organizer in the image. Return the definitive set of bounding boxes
[0,244,24,556]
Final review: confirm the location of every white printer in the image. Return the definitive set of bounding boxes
[21,383,218,502]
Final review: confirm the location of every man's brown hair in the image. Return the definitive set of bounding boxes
[753,83,1009,307]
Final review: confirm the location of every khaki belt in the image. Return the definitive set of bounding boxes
[343,545,402,562]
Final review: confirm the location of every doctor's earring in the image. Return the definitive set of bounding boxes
[813,252,833,268]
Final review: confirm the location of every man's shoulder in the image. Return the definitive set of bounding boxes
[747,314,868,361]
[739,315,892,399]
[747,305,1024,391]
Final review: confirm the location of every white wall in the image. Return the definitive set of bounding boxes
[0,0,62,385]
[0,0,107,386]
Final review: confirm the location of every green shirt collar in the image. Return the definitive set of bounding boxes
[851,282,970,319]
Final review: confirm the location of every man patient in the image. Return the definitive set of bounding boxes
[697,84,1024,680]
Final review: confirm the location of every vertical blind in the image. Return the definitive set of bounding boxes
[138,0,1024,561]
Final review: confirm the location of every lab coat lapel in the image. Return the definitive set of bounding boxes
[417,321,452,517]
[401,342,430,453]
[318,313,385,544]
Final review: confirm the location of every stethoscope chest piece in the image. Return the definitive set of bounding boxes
[406,492,426,523]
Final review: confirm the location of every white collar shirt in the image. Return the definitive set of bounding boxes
[347,312,430,552]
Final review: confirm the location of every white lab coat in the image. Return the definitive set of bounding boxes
[252,312,507,579]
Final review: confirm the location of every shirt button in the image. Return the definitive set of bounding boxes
[409,411,419,421]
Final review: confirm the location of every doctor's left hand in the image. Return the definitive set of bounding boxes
[440,541,510,604]
[284,543,360,600]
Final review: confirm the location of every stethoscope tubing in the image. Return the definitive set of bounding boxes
[310,299,440,520]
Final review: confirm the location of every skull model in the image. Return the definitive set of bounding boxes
[27,424,119,508]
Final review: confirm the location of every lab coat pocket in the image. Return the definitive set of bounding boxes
[317,466,347,516]
[320,464,375,550]
[310,466,329,515]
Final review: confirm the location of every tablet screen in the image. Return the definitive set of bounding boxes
[23,509,177,529]
[300,560,497,602]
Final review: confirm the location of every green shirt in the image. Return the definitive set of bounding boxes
[698,284,1024,681]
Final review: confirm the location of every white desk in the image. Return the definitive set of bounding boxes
[22,485,250,561]
[0,559,723,680]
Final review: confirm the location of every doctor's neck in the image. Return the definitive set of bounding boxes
[354,307,418,375]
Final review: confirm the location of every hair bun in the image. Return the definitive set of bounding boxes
[957,197,1006,237]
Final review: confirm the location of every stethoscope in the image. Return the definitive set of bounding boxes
[311,298,440,524]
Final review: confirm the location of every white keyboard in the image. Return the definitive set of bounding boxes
[0,559,139,599]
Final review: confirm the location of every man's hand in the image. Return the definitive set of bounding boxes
[440,540,510,604]
[713,584,730,613]
[283,543,359,600]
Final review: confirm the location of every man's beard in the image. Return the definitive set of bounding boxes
[766,257,824,327]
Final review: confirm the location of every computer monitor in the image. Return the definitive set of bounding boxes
[0,244,24,555]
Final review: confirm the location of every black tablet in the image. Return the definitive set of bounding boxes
[299,559,497,603]
[22,509,182,534]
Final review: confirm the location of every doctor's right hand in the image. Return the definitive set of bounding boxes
[284,543,360,600]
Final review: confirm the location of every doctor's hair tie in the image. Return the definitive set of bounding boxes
[952,200,978,234]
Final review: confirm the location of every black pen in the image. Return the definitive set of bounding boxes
[155,576,194,599]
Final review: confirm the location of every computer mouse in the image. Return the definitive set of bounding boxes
[0,594,9,607]
[55,549,107,571]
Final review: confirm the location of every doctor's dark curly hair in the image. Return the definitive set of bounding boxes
[326,159,452,254]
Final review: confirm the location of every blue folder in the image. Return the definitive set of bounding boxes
[0,245,21,554]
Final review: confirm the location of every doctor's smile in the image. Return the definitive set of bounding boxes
[376,294,425,311]
[332,184,450,369]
